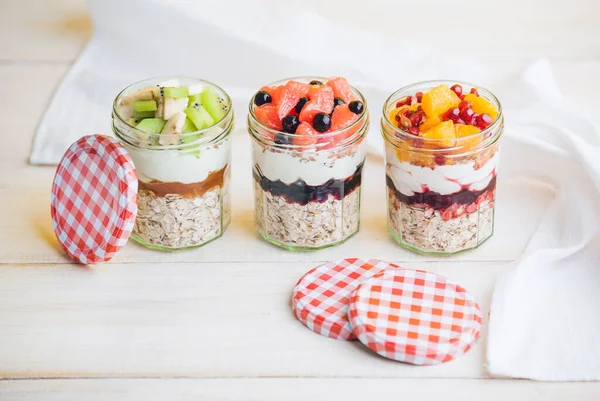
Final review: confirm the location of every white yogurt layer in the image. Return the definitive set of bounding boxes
[253,143,366,186]
[386,146,498,196]
[125,142,230,184]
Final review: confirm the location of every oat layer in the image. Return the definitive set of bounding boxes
[254,182,360,249]
[133,186,228,249]
[387,187,494,254]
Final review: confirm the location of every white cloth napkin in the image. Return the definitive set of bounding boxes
[30,0,600,381]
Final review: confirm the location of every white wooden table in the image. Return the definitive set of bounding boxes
[1,0,600,399]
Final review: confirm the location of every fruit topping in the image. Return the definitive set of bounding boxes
[201,86,227,122]
[118,79,229,146]
[254,91,272,106]
[421,84,461,118]
[312,112,332,132]
[463,94,498,119]
[275,81,311,120]
[254,104,282,131]
[326,77,355,104]
[298,85,334,123]
[293,122,319,146]
[251,78,365,147]
[295,97,309,113]
[387,82,499,153]
[282,114,300,133]
[274,133,293,145]
[348,100,364,115]
[163,87,188,99]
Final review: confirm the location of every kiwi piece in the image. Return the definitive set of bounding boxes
[184,102,214,131]
[201,86,227,123]
[134,110,155,119]
[163,87,188,99]
[188,93,202,107]
[182,118,197,134]
[132,100,157,112]
[135,118,167,139]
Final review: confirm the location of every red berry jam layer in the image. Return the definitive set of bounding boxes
[386,174,496,211]
[254,163,363,206]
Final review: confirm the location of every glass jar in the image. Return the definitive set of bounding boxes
[381,80,503,254]
[248,77,369,251]
[112,77,234,250]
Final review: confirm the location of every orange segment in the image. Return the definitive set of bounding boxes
[454,124,481,151]
[463,94,498,119]
[421,85,461,118]
[419,115,442,132]
[422,120,456,148]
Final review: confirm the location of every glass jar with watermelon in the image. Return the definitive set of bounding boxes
[112,77,234,250]
[248,77,369,251]
[381,80,504,254]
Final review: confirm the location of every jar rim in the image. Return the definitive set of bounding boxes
[112,76,234,150]
[247,76,369,151]
[381,80,503,154]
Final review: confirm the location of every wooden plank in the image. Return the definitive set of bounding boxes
[0,261,500,378]
[1,378,599,400]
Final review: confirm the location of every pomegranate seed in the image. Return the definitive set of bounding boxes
[460,94,465,100]
[405,110,415,118]
[478,113,493,129]
[395,97,409,108]
[443,107,460,122]
[413,139,424,148]
[394,112,401,122]
[409,126,419,135]
[458,101,471,110]
[456,118,466,125]
[434,155,446,166]
[450,84,462,97]
[415,91,424,102]
[460,107,474,121]
[410,111,425,126]
[470,113,479,126]
[470,88,479,96]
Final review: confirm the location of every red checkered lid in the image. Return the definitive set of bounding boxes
[348,268,482,365]
[50,135,138,264]
[292,258,401,340]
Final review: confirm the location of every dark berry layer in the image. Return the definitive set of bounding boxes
[254,163,363,206]
[386,174,496,210]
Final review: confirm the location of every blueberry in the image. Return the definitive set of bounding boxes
[274,133,292,145]
[254,91,272,106]
[295,97,309,113]
[312,113,331,132]
[282,115,300,133]
[309,80,323,86]
[348,100,364,114]
[333,97,345,108]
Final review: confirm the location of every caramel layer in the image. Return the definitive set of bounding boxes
[139,166,227,198]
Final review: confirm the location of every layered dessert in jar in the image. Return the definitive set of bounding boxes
[112,77,234,250]
[248,77,369,250]
[381,81,503,254]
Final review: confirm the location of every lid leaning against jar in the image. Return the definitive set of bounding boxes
[50,135,138,264]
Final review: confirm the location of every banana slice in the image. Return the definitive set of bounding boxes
[160,112,186,145]
[163,98,189,120]
[121,86,160,105]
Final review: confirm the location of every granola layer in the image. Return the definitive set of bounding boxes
[133,186,226,249]
[254,181,360,249]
